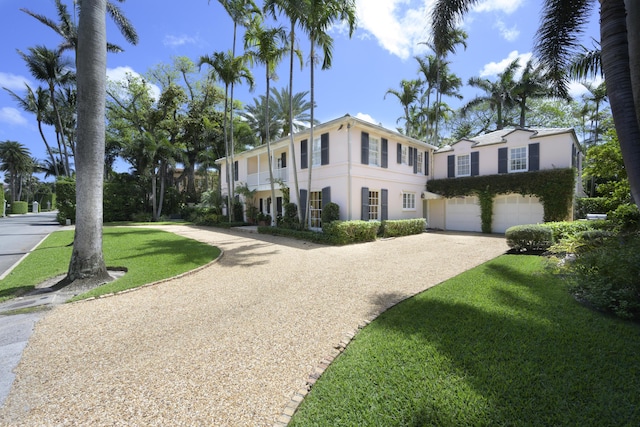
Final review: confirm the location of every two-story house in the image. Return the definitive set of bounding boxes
[217,114,437,228]
[427,128,584,233]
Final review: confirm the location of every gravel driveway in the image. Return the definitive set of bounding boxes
[0,226,508,426]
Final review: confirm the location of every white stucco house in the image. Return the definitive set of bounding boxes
[217,115,583,233]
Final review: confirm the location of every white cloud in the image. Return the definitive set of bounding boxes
[356,112,377,124]
[0,107,28,126]
[569,76,605,100]
[107,66,162,101]
[0,72,31,91]
[473,0,524,14]
[355,0,434,60]
[493,19,519,42]
[163,34,199,48]
[479,50,532,77]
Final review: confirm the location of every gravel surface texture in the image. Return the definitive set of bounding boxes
[0,226,508,426]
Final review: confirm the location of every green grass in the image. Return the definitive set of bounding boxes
[0,227,220,303]
[289,255,640,426]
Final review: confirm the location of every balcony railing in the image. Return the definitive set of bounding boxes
[246,167,287,189]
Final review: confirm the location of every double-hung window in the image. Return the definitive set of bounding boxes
[369,137,380,166]
[510,146,527,172]
[416,151,423,174]
[402,192,416,210]
[368,190,379,220]
[401,146,408,164]
[312,137,322,167]
[309,191,322,228]
[457,154,470,177]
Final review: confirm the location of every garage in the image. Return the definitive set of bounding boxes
[445,196,482,232]
[492,194,544,233]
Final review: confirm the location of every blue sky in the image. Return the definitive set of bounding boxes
[0,0,600,181]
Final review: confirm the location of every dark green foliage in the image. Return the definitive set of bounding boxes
[279,202,300,229]
[232,201,244,222]
[381,218,426,237]
[322,220,380,245]
[103,173,146,222]
[505,224,553,252]
[0,185,4,215]
[321,202,340,231]
[477,190,494,233]
[567,235,640,320]
[11,201,28,214]
[609,203,640,232]
[258,226,333,244]
[542,220,610,242]
[55,178,76,224]
[428,168,575,222]
[576,197,609,219]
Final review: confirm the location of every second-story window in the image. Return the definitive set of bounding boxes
[369,137,380,166]
[457,154,470,177]
[510,147,527,172]
[417,151,423,173]
[312,137,322,166]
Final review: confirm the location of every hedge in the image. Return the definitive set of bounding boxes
[575,197,609,219]
[381,218,426,237]
[505,224,554,252]
[427,168,576,227]
[0,185,4,216]
[11,201,28,214]
[323,220,380,245]
[55,178,76,224]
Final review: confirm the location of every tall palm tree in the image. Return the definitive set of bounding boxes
[66,0,111,286]
[0,141,32,203]
[513,58,553,128]
[384,79,421,135]
[5,84,59,177]
[432,0,640,211]
[199,50,254,221]
[264,0,306,224]
[21,0,139,54]
[581,80,608,146]
[244,20,288,226]
[270,87,316,137]
[239,94,281,145]
[300,0,357,228]
[18,46,74,176]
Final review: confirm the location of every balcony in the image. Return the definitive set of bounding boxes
[247,167,288,190]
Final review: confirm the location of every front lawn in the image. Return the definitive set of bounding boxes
[289,255,640,426]
[0,227,220,303]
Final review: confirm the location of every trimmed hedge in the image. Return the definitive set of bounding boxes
[0,185,4,216]
[505,224,554,252]
[55,178,76,224]
[381,218,426,237]
[11,201,28,214]
[257,225,333,244]
[428,168,576,223]
[576,197,608,219]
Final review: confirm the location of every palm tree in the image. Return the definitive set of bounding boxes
[432,0,640,212]
[244,20,288,226]
[269,87,316,136]
[462,58,520,130]
[199,50,254,221]
[264,0,306,224]
[18,46,74,176]
[0,141,32,203]
[239,94,281,144]
[513,58,553,128]
[21,0,139,55]
[300,0,357,228]
[384,79,421,135]
[4,84,60,177]
[582,80,608,146]
[65,0,111,286]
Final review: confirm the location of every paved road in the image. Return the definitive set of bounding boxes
[0,211,62,407]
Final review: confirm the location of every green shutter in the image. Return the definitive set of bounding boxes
[381,138,388,168]
[361,187,369,220]
[361,132,369,165]
[381,189,388,221]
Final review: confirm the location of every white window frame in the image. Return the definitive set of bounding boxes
[509,146,528,172]
[456,154,471,177]
[309,191,322,228]
[312,137,322,167]
[369,137,380,166]
[401,146,408,164]
[416,151,423,174]
[402,192,416,211]
[369,190,379,220]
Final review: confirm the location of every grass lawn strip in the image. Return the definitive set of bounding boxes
[289,255,640,426]
[0,227,221,303]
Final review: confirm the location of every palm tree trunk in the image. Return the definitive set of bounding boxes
[223,88,232,222]
[600,0,640,204]
[626,0,640,127]
[266,71,277,227]
[50,84,71,177]
[230,22,238,204]
[288,22,303,225]
[67,0,110,284]
[37,119,59,177]
[306,38,316,229]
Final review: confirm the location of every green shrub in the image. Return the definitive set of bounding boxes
[549,229,614,256]
[576,197,609,219]
[505,224,553,252]
[381,218,426,237]
[232,201,244,222]
[321,202,340,231]
[258,226,333,244]
[566,236,640,320]
[543,220,594,241]
[279,202,300,229]
[609,203,640,232]
[55,178,76,224]
[323,220,380,245]
[0,185,4,216]
[104,173,146,222]
[11,201,28,214]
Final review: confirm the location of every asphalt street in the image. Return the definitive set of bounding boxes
[0,211,63,406]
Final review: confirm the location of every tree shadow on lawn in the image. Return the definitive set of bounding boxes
[355,261,640,426]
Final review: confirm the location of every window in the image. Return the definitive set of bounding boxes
[457,154,470,176]
[416,151,423,174]
[369,137,380,166]
[369,190,379,220]
[312,137,322,166]
[309,191,322,228]
[402,146,408,164]
[402,192,416,210]
[510,147,527,172]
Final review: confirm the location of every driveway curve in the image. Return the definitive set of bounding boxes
[0,226,508,426]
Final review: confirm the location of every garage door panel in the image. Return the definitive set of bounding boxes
[446,197,481,232]
[493,195,544,233]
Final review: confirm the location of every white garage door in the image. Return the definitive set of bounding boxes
[445,196,481,232]
[492,194,544,233]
